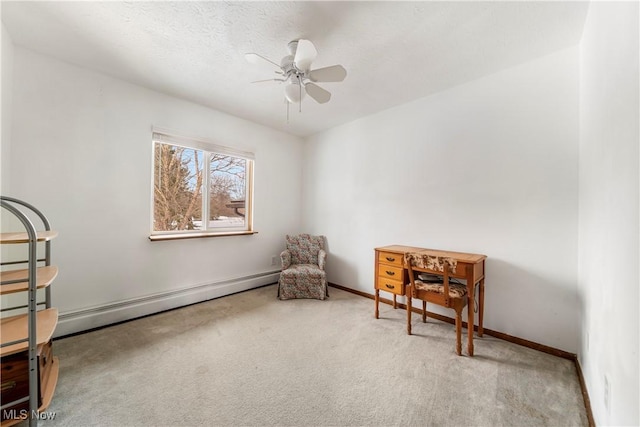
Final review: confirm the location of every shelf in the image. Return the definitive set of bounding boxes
[0,230,58,244]
[1,199,59,425]
[0,266,59,295]
[0,309,58,357]
[39,356,59,414]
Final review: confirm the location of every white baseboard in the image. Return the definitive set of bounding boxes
[55,271,280,337]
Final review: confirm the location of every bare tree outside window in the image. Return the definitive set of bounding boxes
[152,140,253,235]
[154,144,203,231]
[209,154,246,227]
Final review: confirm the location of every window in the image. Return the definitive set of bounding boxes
[150,131,254,240]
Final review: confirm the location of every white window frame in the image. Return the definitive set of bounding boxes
[149,130,255,241]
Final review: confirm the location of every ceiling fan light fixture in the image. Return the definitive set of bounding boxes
[284,79,305,104]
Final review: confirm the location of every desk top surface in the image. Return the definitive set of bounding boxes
[376,245,487,263]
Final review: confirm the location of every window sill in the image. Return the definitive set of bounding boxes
[149,231,258,241]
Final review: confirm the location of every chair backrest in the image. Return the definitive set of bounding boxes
[286,234,325,265]
[404,252,458,304]
[403,252,457,275]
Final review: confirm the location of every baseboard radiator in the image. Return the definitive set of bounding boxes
[56,271,280,337]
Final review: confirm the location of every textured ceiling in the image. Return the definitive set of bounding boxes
[1,1,589,137]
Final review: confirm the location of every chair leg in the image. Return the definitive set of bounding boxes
[422,301,427,323]
[455,309,462,356]
[407,295,412,335]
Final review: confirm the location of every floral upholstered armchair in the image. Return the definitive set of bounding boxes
[278,234,328,300]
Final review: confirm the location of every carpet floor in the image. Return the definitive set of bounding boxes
[37,284,587,426]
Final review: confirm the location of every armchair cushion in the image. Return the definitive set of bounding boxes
[279,264,327,300]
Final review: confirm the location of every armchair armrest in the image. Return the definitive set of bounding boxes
[280,250,292,270]
[318,249,327,270]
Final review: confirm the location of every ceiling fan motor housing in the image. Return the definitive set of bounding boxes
[280,53,305,87]
[282,39,306,80]
[280,55,296,73]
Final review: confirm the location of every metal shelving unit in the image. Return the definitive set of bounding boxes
[1,197,59,427]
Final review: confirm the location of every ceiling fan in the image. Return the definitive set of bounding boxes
[245,39,347,114]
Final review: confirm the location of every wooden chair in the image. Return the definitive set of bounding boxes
[404,252,469,356]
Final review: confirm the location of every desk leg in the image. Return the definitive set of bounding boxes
[407,291,412,335]
[375,288,379,319]
[479,278,485,337]
[393,294,397,309]
[466,268,475,357]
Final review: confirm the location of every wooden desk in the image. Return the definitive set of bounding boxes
[374,245,486,356]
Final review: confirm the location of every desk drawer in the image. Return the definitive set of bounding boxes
[378,264,403,280]
[378,251,403,267]
[377,278,405,295]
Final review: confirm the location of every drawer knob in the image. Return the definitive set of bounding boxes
[385,257,395,262]
[385,270,395,276]
[385,283,395,289]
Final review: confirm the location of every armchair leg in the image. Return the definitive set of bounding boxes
[422,301,427,323]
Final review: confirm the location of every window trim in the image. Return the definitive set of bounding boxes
[149,230,258,242]
[152,131,255,160]
[150,129,255,240]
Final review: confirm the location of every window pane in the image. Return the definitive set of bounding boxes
[209,154,247,229]
[153,143,204,231]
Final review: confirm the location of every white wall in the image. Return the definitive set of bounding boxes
[303,47,580,353]
[1,23,13,194]
[0,24,27,308]
[578,2,639,426]
[6,47,304,335]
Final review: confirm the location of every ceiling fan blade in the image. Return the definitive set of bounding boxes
[308,65,347,82]
[251,78,285,83]
[294,39,317,71]
[305,83,331,104]
[245,53,281,69]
